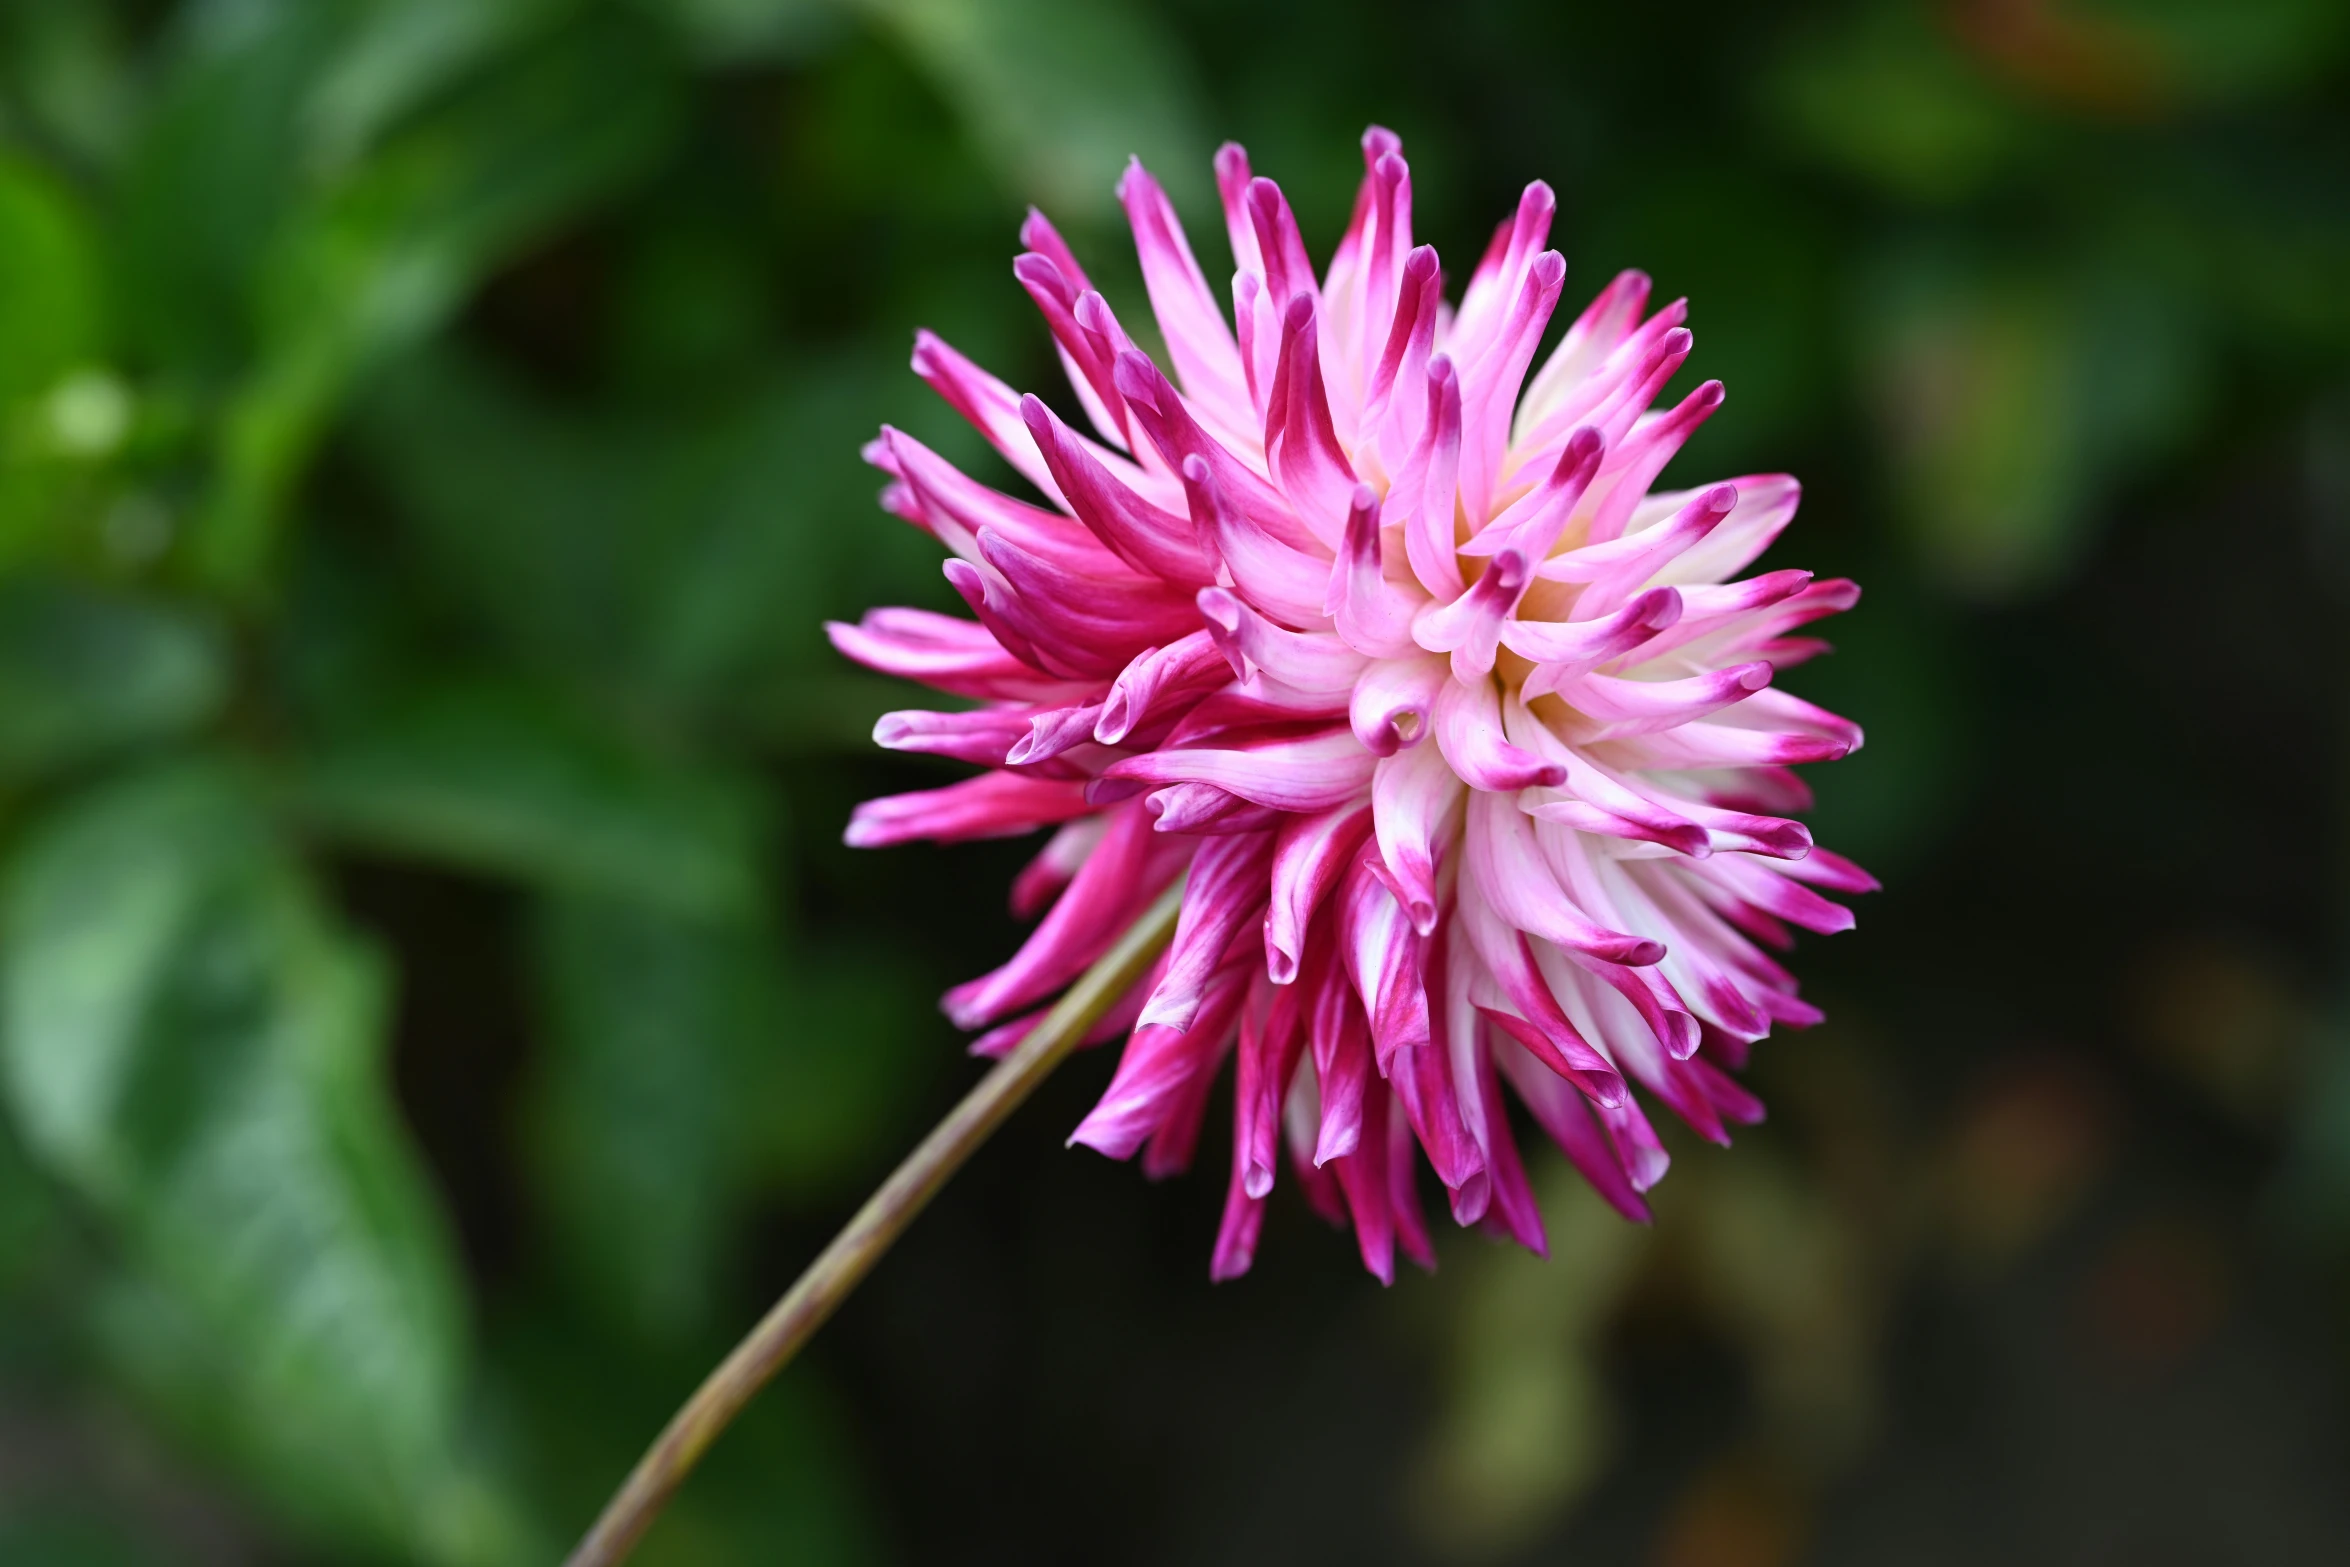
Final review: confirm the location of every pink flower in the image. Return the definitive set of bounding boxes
[835,129,1872,1282]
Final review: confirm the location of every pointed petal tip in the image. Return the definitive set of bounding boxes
[1449,1171,1492,1227]
[1067,1112,1138,1161]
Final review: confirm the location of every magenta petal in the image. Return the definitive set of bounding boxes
[943,804,1167,1028]
[1137,830,1277,1032]
[1433,671,1565,792]
[1075,964,1248,1162]
[848,134,1869,1279]
[845,772,1091,848]
[1338,854,1432,1064]
[1369,739,1460,934]
[1022,394,1218,585]
[1096,632,1230,746]
[1104,725,1373,814]
[1266,804,1373,985]
[1117,159,1253,440]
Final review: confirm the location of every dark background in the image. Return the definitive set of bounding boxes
[1,1,2347,1563]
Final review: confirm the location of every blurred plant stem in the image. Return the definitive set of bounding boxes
[562,878,1186,1567]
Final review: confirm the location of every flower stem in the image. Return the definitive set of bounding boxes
[561,880,1186,1567]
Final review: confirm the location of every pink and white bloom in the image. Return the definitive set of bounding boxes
[836,130,1872,1281]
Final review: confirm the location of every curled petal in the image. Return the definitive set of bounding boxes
[1507,588,1684,692]
[826,608,1085,703]
[1118,159,1253,441]
[912,330,1152,508]
[1096,632,1231,745]
[1556,661,1774,738]
[1518,267,1652,438]
[1327,484,1423,659]
[1023,395,1218,585]
[1350,652,1446,757]
[1143,782,1283,835]
[1434,673,1565,793]
[1179,455,1331,630]
[1198,586,1368,695]
[1103,724,1375,813]
[845,771,1091,847]
[1337,853,1431,1066]
[1370,737,1463,934]
[873,706,1031,767]
[1139,831,1277,1031]
[1266,294,1358,542]
[1073,965,1250,1161]
[1413,549,1529,682]
[944,804,1169,1028]
[1463,792,1663,967]
[1266,805,1373,984]
[1394,357,1464,600]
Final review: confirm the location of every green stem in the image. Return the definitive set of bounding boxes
[561,880,1186,1567]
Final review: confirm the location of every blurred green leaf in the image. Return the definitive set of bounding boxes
[0,154,130,563]
[527,892,929,1342]
[528,894,755,1341]
[0,2,140,172]
[0,761,504,1560]
[197,8,684,590]
[0,1112,61,1304]
[0,1509,162,1567]
[0,578,225,779]
[301,0,571,175]
[654,0,847,64]
[1761,5,2035,204]
[2089,0,2350,103]
[1859,251,2201,598]
[352,347,942,718]
[855,0,1206,218]
[292,678,768,918]
[0,151,103,401]
[111,0,337,378]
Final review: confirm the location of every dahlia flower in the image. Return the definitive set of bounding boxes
[833,129,1871,1282]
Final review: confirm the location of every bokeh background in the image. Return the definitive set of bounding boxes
[1,0,2348,1562]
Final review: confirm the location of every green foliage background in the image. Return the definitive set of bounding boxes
[0,1,2346,1563]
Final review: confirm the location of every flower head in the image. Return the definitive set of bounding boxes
[835,129,1872,1281]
